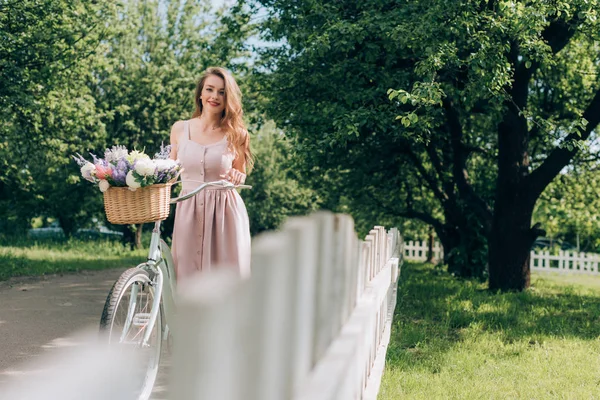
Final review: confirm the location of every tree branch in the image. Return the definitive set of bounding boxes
[397,209,445,232]
[364,190,445,234]
[424,142,457,202]
[510,17,580,110]
[542,16,582,55]
[425,143,445,181]
[443,99,493,230]
[527,87,600,201]
[404,147,449,205]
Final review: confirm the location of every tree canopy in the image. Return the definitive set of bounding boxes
[0,0,314,240]
[249,0,600,290]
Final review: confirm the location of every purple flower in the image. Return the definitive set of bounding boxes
[72,153,88,167]
[154,142,172,160]
[105,145,129,164]
[110,159,129,185]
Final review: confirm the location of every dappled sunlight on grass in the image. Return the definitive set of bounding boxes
[379,263,600,399]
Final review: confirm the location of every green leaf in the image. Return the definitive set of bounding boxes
[566,143,574,152]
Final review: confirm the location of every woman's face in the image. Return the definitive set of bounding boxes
[201,74,226,115]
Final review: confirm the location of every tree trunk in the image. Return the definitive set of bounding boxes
[57,214,76,238]
[437,226,461,274]
[135,223,143,249]
[488,190,537,291]
[121,224,135,250]
[436,208,488,279]
[488,98,537,291]
[426,227,434,263]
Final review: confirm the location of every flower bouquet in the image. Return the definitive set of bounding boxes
[74,144,182,225]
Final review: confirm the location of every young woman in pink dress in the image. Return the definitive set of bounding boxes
[169,67,252,280]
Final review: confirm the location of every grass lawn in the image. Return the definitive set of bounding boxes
[379,263,600,400]
[0,236,146,281]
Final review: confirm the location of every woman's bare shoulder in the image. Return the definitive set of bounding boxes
[170,120,186,143]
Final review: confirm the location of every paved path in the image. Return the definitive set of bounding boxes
[0,269,170,399]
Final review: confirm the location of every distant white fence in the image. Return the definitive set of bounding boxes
[403,240,444,263]
[404,240,600,275]
[173,212,403,400]
[530,250,600,274]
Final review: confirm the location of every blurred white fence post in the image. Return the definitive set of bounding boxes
[171,211,403,400]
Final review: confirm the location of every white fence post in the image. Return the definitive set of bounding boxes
[171,269,244,400]
[283,216,320,394]
[313,212,336,367]
[247,231,297,400]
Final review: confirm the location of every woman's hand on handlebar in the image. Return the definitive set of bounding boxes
[221,168,246,185]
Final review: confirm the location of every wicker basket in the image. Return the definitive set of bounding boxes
[103,182,174,225]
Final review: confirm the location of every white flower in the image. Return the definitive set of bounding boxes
[154,159,177,171]
[134,159,156,176]
[127,150,150,164]
[126,170,141,191]
[80,162,97,181]
[104,146,129,164]
[98,179,110,192]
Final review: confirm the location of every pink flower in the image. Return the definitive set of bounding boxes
[95,164,113,180]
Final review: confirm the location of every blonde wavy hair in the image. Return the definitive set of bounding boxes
[192,67,253,172]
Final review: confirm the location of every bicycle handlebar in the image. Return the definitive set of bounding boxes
[169,180,252,204]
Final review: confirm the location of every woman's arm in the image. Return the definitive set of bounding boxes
[228,132,250,184]
[169,120,185,160]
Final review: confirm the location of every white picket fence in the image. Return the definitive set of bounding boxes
[403,240,444,263]
[173,211,403,400]
[404,240,600,275]
[1,212,402,399]
[530,250,600,274]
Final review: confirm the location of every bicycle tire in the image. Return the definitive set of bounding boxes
[100,267,162,400]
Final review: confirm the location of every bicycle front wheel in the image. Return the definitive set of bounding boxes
[100,267,162,400]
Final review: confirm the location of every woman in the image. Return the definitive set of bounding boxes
[170,67,252,280]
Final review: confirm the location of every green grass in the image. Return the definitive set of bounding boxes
[379,263,600,400]
[0,236,146,281]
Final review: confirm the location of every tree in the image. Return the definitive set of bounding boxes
[248,0,490,278]
[534,166,600,253]
[386,1,600,291]
[248,0,600,290]
[242,120,320,235]
[0,0,117,234]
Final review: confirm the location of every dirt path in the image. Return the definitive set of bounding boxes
[0,268,170,399]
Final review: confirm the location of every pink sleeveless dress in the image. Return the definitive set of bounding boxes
[171,120,251,280]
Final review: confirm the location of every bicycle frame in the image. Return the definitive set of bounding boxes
[140,220,175,347]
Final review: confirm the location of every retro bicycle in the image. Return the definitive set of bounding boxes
[99,180,251,400]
